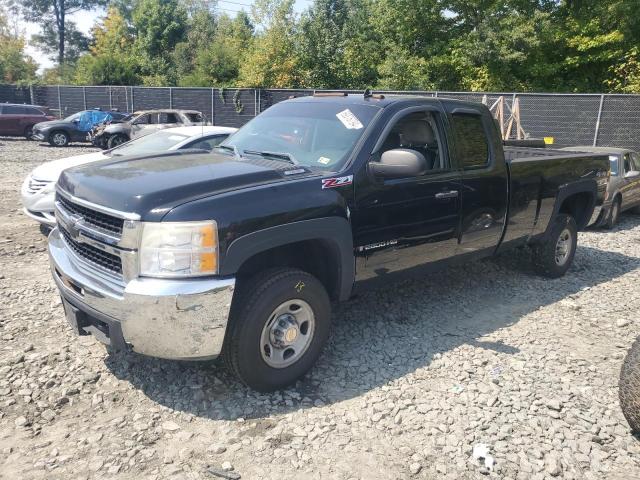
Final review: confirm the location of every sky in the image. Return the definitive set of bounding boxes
[22,0,312,72]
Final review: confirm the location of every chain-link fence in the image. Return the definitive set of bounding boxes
[3,85,640,151]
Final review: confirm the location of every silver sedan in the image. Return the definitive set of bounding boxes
[562,146,640,228]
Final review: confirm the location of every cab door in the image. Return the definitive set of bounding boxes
[443,104,508,256]
[352,107,462,282]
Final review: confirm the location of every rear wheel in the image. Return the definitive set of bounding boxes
[620,336,640,434]
[223,268,331,392]
[604,198,621,229]
[532,213,577,278]
[107,134,128,149]
[49,131,69,147]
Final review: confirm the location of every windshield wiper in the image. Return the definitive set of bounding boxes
[243,150,299,165]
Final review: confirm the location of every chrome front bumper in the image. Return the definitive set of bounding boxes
[48,228,235,360]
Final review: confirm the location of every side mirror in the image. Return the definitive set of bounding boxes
[625,170,640,179]
[72,119,79,124]
[369,149,427,179]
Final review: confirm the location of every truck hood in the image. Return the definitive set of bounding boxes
[31,152,109,182]
[57,151,315,221]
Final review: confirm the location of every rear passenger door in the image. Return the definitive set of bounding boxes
[445,105,508,256]
[353,107,462,281]
[0,105,23,135]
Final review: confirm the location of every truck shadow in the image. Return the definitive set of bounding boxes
[104,229,640,421]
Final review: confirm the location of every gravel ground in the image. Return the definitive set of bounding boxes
[1,137,640,480]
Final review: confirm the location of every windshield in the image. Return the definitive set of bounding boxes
[609,155,619,175]
[220,101,380,170]
[64,112,81,122]
[109,130,189,156]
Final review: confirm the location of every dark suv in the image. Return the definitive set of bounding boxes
[0,103,57,138]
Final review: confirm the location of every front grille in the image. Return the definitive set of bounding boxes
[58,195,124,235]
[60,227,123,276]
[27,178,51,194]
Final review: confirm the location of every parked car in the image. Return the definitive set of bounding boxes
[21,125,236,227]
[620,335,640,435]
[90,109,206,149]
[0,103,57,138]
[48,94,609,391]
[32,109,129,147]
[562,146,640,228]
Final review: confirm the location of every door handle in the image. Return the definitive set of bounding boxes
[435,190,459,199]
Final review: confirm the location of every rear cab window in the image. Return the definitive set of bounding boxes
[451,113,490,169]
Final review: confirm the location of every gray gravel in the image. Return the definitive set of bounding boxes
[1,137,640,479]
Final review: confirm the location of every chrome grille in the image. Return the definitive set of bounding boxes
[57,194,124,235]
[27,178,52,194]
[60,227,123,275]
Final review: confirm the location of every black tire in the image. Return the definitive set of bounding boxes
[48,130,69,147]
[532,213,577,278]
[620,336,640,434]
[107,134,128,149]
[24,125,34,139]
[604,198,621,229]
[39,224,52,236]
[223,268,331,392]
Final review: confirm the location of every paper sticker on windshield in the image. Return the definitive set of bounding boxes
[336,109,363,130]
[322,175,353,189]
[318,156,331,165]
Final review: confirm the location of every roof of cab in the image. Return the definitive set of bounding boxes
[285,93,443,107]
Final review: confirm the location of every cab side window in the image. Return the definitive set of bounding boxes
[631,153,640,172]
[379,111,446,171]
[134,114,151,125]
[452,113,489,169]
[161,113,180,123]
[623,153,632,174]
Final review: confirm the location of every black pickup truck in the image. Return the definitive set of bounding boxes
[48,94,609,391]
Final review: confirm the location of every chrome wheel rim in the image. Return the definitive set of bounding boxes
[52,133,66,146]
[555,228,573,266]
[260,299,315,369]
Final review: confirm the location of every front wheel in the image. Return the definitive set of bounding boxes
[620,336,640,434]
[107,134,128,149]
[24,125,34,139]
[48,131,69,147]
[223,268,331,392]
[532,213,577,278]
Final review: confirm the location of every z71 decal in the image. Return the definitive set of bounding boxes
[322,175,353,189]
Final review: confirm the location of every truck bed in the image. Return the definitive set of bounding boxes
[504,146,605,163]
[499,147,609,248]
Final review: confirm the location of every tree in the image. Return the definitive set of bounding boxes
[0,4,37,83]
[132,0,188,85]
[19,0,107,67]
[73,6,138,85]
[178,11,254,86]
[239,0,300,87]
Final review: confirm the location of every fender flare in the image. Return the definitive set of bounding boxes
[221,217,355,301]
[549,179,598,232]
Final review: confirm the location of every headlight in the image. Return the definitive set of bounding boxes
[139,221,218,278]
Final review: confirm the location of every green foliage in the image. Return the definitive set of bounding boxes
[9,0,640,93]
[0,4,37,83]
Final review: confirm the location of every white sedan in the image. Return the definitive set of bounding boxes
[21,126,237,227]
